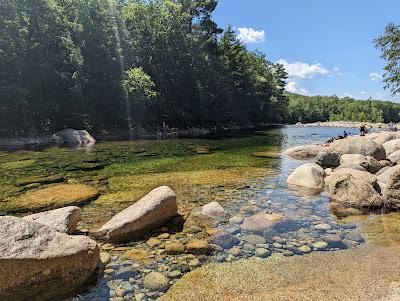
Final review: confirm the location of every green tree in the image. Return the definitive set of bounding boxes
[375,23,400,95]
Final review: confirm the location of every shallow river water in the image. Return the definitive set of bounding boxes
[2,126,400,300]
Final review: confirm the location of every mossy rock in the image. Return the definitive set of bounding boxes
[66,162,105,172]
[16,175,66,187]
[2,184,99,213]
[252,150,280,158]
[195,147,212,154]
[0,159,35,170]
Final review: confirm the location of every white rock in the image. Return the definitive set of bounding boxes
[286,163,326,190]
[22,206,81,234]
[201,201,225,217]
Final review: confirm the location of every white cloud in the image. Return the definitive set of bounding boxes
[237,27,265,44]
[277,59,330,79]
[286,81,309,95]
[369,72,382,81]
[333,66,343,76]
[343,92,353,98]
[360,91,366,95]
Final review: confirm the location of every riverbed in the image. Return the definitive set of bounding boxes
[1,126,399,300]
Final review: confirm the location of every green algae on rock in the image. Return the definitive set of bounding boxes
[1,184,99,213]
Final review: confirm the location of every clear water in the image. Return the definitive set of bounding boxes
[2,126,397,300]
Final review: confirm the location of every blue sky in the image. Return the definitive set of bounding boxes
[213,0,400,101]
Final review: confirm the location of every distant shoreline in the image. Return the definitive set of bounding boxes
[293,121,392,129]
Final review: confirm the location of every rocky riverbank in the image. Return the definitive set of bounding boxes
[295,121,393,129]
[284,130,400,216]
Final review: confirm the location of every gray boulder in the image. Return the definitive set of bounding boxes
[282,144,326,159]
[329,137,386,160]
[286,163,326,191]
[52,129,95,145]
[340,154,382,173]
[22,206,81,234]
[370,131,398,145]
[336,164,367,172]
[315,151,341,168]
[97,186,177,243]
[0,216,99,301]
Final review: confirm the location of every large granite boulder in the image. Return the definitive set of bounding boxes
[387,150,400,164]
[282,144,326,159]
[315,151,341,168]
[370,131,398,145]
[329,137,386,160]
[97,186,178,243]
[325,168,377,188]
[377,165,400,184]
[340,154,383,173]
[383,169,400,210]
[328,173,383,213]
[286,163,326,191]
[382,139,400,156]
[0,216,99,301]
[22,206,81,234]
[52,129,95,145]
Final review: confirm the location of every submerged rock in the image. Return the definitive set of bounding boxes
[0,216,99,301]
[159,246,400,301]
[6,184,99,213]
[22,206,81,234]
[96,186,177,243]
[52,129,95,145]
[144,272,170,292]
[282,144,326,159]
[240,212,284,235]
[286,163,326,192]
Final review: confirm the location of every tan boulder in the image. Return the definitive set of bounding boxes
[328,173,383,212]
[329,137,386,160]
[96,186,177,243]
[382,139,400,156]
[325,168,377,188]
[377,165,400,184]
[22,206,81,234]
[282,144,326,159]
[286,163,326,191]
[0,216,99,301]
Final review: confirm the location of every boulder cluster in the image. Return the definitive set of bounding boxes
[1,185,179,301]
[284,132,400,216]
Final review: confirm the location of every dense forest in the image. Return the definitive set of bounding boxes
[0,0,287,138]
[286,93,400,124]
[1,0,400,138]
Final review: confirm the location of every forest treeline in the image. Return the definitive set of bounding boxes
[1,0,400,138]
[0,0,287,137]
[287,93,400,124]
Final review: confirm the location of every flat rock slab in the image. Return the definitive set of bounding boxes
[22,206,81,234]
[0,216,99,301]
[160,246,400,301]
[97,186,177,243]
[2,184,99,213]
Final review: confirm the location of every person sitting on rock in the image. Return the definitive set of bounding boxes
[359,124,367,136]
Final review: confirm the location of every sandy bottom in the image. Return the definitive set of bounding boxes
[160,245,400,301]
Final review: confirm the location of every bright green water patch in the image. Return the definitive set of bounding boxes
[0,131,282,228]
